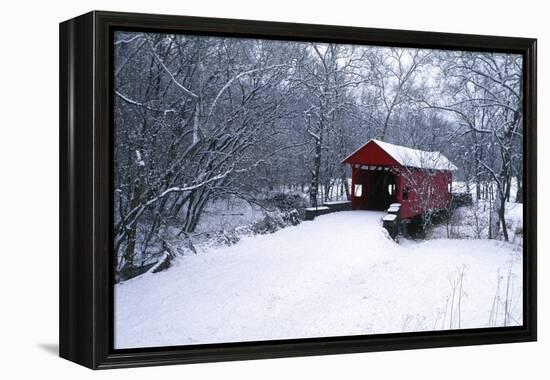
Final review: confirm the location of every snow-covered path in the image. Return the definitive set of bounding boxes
[115,211,522,349]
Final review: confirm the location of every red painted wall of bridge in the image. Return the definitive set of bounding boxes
[345,141,453,220]
[343,140,400,167]
[398,168,452,219]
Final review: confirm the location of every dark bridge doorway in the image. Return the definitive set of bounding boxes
[352,168,398,211]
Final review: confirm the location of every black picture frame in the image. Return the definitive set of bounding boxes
[59,10,537,369]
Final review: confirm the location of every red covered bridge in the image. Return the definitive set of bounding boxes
[342,139,457,221]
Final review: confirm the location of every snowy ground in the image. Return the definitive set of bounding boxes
[114,211,522,349]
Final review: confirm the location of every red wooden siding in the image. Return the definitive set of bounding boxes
[398,168,452,219]
[344,140,454,220]
[343,140,399,166]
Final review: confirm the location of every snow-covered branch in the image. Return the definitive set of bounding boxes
[115,90,176,114]
[147,40,199,99]
[207,64,287,118]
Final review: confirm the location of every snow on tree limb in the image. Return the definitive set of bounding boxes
[147,40,199,99]
[114,34,145,45]
[207,64,288,118]
[115,90,176,114]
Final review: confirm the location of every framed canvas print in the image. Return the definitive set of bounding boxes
[59,11,537,369]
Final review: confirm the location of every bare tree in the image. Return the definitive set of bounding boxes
[366,48,431,140]
[420,51,522,241]
[295,43,365,206]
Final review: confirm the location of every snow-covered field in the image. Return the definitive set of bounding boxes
[114,210,522,349]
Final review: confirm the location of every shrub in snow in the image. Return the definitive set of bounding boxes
[283,209,301,226]
[251,209,301,235]
[214,229,240,246]
[262,192,307,219]
[181,236,197,255]
[251,213,284,234]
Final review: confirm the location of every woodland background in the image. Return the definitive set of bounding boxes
[114,32,523,278]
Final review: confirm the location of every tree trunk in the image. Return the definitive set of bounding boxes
[497,186,509,242]
[309,113,324,207]
[516,175,523,203]
[505,176,512,202]
[488,193,500,239]
[123,177,142,269]
[309,133,323,207]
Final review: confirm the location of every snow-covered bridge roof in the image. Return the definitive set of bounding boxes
[343,139,457,171]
